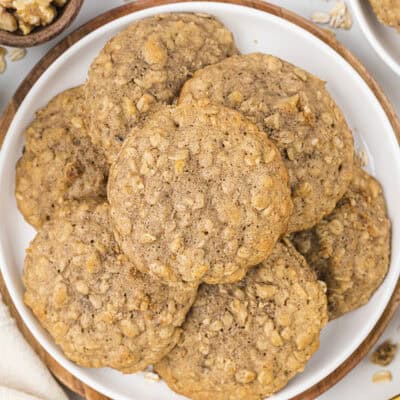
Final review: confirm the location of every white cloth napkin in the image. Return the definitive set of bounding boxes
[0,294,68,400]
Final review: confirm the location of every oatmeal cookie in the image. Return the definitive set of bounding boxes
[108,103,292,285]
[15,86,108,229]
[23,201,198,372]
[155,240,328,400]
[292,166,391,319]
[85,13,238,163]
[179,53,354,232]
[369,0,400,31]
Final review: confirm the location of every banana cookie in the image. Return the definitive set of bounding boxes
[155,240,328,400]
[369,0,400,31]
[108,103,292,285]
[179,53,354,233]
[23,201,198,372]
[85,13,238,163]
[292,166,391,319]
[15,86,108,229]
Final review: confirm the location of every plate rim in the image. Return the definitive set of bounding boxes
[0,1,400,399]
[352,0,400,76]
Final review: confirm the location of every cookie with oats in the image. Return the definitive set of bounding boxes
[155,240,328,400]
[292,166,391,319]
[85,12,238,163]
[369,0,400,31]
[108,103,292,285]
[15,86,108,229]
[23,201,198,373]
[179,53,354,233]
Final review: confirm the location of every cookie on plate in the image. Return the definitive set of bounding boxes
[369,0,400,31]
[179,53,354,233]
[85,13,239,163]
[15,86,108,229]
[108,102,292,285]
[292,166,391,319]
[23,201,198,372]
[155,240,328,400]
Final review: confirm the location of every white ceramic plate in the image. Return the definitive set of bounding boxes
[352,0,400,76]
[1,2,400,399]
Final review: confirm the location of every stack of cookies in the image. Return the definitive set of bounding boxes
[16,12,391,400]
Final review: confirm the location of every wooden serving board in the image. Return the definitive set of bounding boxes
[0,1,399,399]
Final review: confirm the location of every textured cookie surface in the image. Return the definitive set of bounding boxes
[155,240,328,400]
[108,103,292,284]
[179,53,354,232]
[23,201,198,372]
[85,12,238,163]
[369,0,400,31]
[15,86,108,229]
[292,166,391,319]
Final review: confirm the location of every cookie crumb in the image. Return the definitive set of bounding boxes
[371,340,398,366]
[372,370,392,383]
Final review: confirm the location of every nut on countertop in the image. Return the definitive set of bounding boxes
[371,340,398,366]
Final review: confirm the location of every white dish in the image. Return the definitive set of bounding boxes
[0,2,400,399]
[352,0,400,76]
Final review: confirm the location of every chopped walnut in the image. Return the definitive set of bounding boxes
[371,340,398,366]
[0,0,69,35]
[0,5,17,32]
[14,0,56,27]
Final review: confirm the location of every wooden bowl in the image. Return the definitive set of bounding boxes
[0,0,83,47]
[0,1,399,399]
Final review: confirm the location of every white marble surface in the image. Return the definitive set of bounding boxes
[0,1,399,399]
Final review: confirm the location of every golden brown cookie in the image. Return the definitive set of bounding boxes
[23,201,198,373]
[85,13,238,163]
[179,53,354,233]
[292,166,391,319]
[155,240,328,400]
[15,86,108,229]
[369,0,400,31]
[108,103,292,285]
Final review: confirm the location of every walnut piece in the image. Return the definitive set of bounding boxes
[0,5,17,31]
[0,0,69,35]
[371,340,398,367]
